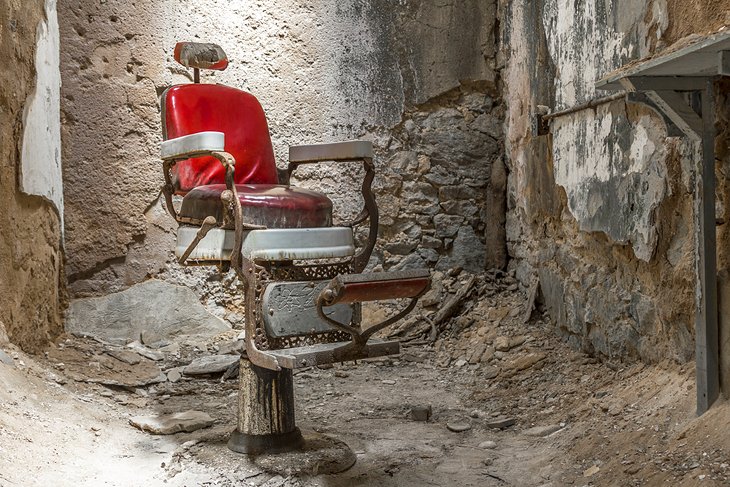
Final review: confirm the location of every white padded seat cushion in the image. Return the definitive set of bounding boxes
[176,226,355,262]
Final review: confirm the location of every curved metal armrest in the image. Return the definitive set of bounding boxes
[287,140,377,272]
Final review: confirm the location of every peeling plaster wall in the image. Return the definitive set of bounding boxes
[21,0,63,229]
[0,0,65,351]
[501,0,729,363]
[59,0,504,300]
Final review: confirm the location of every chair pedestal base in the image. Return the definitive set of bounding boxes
[228,357,304,455]
[228,427,304,455]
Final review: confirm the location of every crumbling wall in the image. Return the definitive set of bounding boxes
[502,0,730,363]
[0,0,65,351]
[59,0,504,300]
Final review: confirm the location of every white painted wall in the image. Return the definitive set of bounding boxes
[21,0,63,232]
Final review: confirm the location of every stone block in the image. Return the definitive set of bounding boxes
[66,279,230,346]
[434,214,464,238]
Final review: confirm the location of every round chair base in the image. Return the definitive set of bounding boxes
[228,427,305,455]
[229,429,356,475]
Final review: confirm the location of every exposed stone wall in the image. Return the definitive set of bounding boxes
[502,0,729,363]
[0,0,65,351]
[59,0,504,300]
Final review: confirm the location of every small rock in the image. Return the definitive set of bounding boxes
[127,341,164,361]
[158,342,181,355]
[381,379,396,385]
[448,267,463,277]
[470,409,480,418]
[140,330,169,349]
[583,465,600,477]
[183,355,239,375]
[482,365,500,379]
[454,359,467,368]
[494,336,511,352]
[167,368,183,383]
[447,421,472,432]
[401,353,426,363]
[478,440,497,449]
[0,349,15,366]
[105,349,141,365]
[217,340,244,355]
[480,346,495,363]
[334,370,350,378]
[504,352,547,374]
[523,424,562,437]
[486,417,515,429]
[129,410,214,435]
[420,288,442,307]
[410,405,432,422]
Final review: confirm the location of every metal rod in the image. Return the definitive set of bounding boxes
[696,78,720,415]
[542,91,627,121]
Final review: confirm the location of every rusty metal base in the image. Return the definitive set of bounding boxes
[228,427,305,455]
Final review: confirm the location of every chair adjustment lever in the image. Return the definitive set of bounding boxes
[178,216,217,264]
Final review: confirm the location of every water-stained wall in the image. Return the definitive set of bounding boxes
[502,0,730,363]
[59,0,504,301]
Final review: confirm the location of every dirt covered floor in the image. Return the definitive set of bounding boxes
[1,271,729,486]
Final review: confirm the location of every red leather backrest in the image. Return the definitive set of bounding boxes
[163,84,278,193]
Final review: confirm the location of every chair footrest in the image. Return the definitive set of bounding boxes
[321,269,431,305]
[263,339,399,369]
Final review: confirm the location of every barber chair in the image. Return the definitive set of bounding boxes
[158,42,430,456]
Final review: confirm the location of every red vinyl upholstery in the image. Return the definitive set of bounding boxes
[179,184,333,228]
[163,84,279,193]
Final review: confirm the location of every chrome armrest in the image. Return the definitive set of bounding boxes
[288,140,373,163]
[160,131,225,160]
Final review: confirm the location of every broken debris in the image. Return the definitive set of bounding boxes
[183,354,239,375]
[486,417,516,429]
[446,421,472,432]
[129,410,214,435]
[410,405,432,422]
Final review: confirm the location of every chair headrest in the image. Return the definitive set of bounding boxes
[174,42,228,71]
